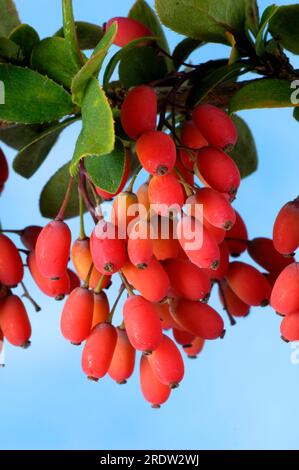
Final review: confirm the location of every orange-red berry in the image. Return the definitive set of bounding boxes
[140,355,171,408]
[273,197,299,255]
[225,210,248,256]
[183,337,205,358]
[148,334,184,388]
[248,237,294,275]
[0,295,31,347]
[179,120,208,171]
[20,225,42,251]
[61,287,94,344]
[280,311,299,341]
[0,234,24,287]
[82,322,117,380]
[120,86,157,139]
[106,17,151,48]
[90,221,127,274]
[148,174,185,216]
[136,131,176,176]
[219,279,250,318]
[270,263,299,315]
[128,220,153,269]
[195,188,236,230]
[108,327,136,384]
[92,291,110,328]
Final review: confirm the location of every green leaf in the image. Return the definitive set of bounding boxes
[31,37,79,89]
[293,107,299,122]
[155,0,250,44]
[0,64,75,124]
[103,35,154,89]
[0,37,23,62]
[85,138,126,194]
[119,45,167,89]
[0,123,49,150]
[229,115,258,178]
[9,24,40,60]
[269,5,299,55]
[70,78,114,176]
[255,4,279,57]
[13,117,78,178]
[0,0,20,37]
[245,0,259,36]
[229,79,299,113]
[172,38,204,70]
[62,0,83,72]
[55,21,104,50]
[40,161,81,220]
[71,23,117,106]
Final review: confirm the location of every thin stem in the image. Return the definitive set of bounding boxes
[217,281,236,327]
[78,190,86,240]
[79,160,98,223]
[107,284,125,323]
[83,262,94,289]
[119,271,134,297]
[94,274,106,294]
[56,176,74,221]
[126,166,142,193]
[18,248,30,255]
[21,282,41,313]
[0,229,23,235]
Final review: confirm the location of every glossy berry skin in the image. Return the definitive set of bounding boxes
[61,287,94,344]
[136,131,176,176]
[196,147,240,196]
[219,280,250,318]
[248,237,294,275]
[20,225,42,251]
[179,120,208,171]
[270,263,299,315]
[172,299,224,340]
[113,191,139,234]
[92,291,110,328]
[128,220,153,269]
[106,17,151,48]
[0,148,8,186]
[203,241,230,281]
[203,218,226,244]
[192,104,238,150]
[67,269,81,292]
[0,234,24,287]
[90,221,127,274]
[120,86,157,139]
[273,197,299,255]
[155,302,182,331]
[0,295,31,347]
[36,220,71,279]
[148,174,185,217]
[108,328,136,384]
[123,295,163,353]
[177,215,220,270]
[96,151,131,200]
[122,259,170,303]
[148,334,184,388]
[280,311,299,341]
[28,251,70,300]
[151,215,181,261]
[225,211,248,256]
[226,261,272,307]
[163,258,211,301]
[71,238,110,290]
[195,188,236,230]
[173,328,195,347]
[183,337,205,359]
[140,355,171,408]
[137,182,150,213]
[82,322,117,380]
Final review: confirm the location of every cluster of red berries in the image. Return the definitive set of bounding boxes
[0,15,298,407]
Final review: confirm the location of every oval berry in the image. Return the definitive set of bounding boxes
[90,221,127,274]
[0,295,31,347]
[92,291,110,328]
[270,263,299,315]
[20,225,42,251]
[148,174,185,217]
[136,131,176,175]
[128,220,153,269]
[120,85,157,139]
[219,280,250,318]
[203,241,230,281]
[106,17,151,48]
[61,287,94,344]
[173,328,195,347]
[148,334,184,388]
[67,269,81,292]
[195,188,236,230]
[183,337,205,358]
[82,323,117,380]
[0,234,24,286]
[108,328,136,384]
[112,191,139,235]
[273,197,299,255]
[281,311,299,342]
[71,238,110,290]
[248,237,294,275]
[0,148,8,185]
[140,355,171,408]
[225,211,248,256]
[179,120,208,171]
[151,215,181,261]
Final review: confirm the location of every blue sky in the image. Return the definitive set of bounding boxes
[0,0,299,450]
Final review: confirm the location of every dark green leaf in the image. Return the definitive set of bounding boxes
[85,138,126,194]
[55,21,104,50]
[31,37,79,89]
[119,45,167,89]
[255,4,278,57]
[9,24,40,60]
[229,115,258,178]
[62,0,83,72]
[269,5,299,55]
[71,23,117,106]
[245,0,259,36]
[0,123,45,150]
[293,107,299,122]
[172,38,203,70]
[155,0,250,44]
[229,79,299,112]
[0,64,75,124]
[40,161,81,220]
[70,77,114,175]
[13,117,78,178]
[0,0,20,37]
[0,36,23,62]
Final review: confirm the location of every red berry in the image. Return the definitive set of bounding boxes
[183,337,205,358]
[179,120,208,171]
[92,291,110,328]
[225,210,248,256]
[0,148,8,185]
[27,251,70,300]
[106,17,151,48]
[203,218,226,244]
[108,327,136,384]
[172,299,224,340]
[148,334,184,388]
[151,215,181,261]
[195,188,236,230]
[163,258,211,301]
[280,311,299,341]
[20,225,42,251]
[122,258,170,302]
[155,302,181,331]
[112,191,139,234]
[67,269,81,292]
[248,237,294,275]
[273,197,299,255]
[140,355,171,408]
[219,280,250,318]
[61,287,93,345]
[136,131,176,176]
[226,261,272,307]
[128,220,153,269]
[270,263,299,315]
[71,238,110,290]
[173,328,195,347]
[120,86,157,139]
[203,241,230,281]
[123,295,163,353]
[90,221,127,274]
[0,234,24,287]
[137,182,150,213]
[192,104,237,150]
[82,323,117,380]
[148,174,185,216]
[0,295,31,347]
[196,147,240,196]
[177,215,220,270]
[36,220,71,279]
[96,151,131,200]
